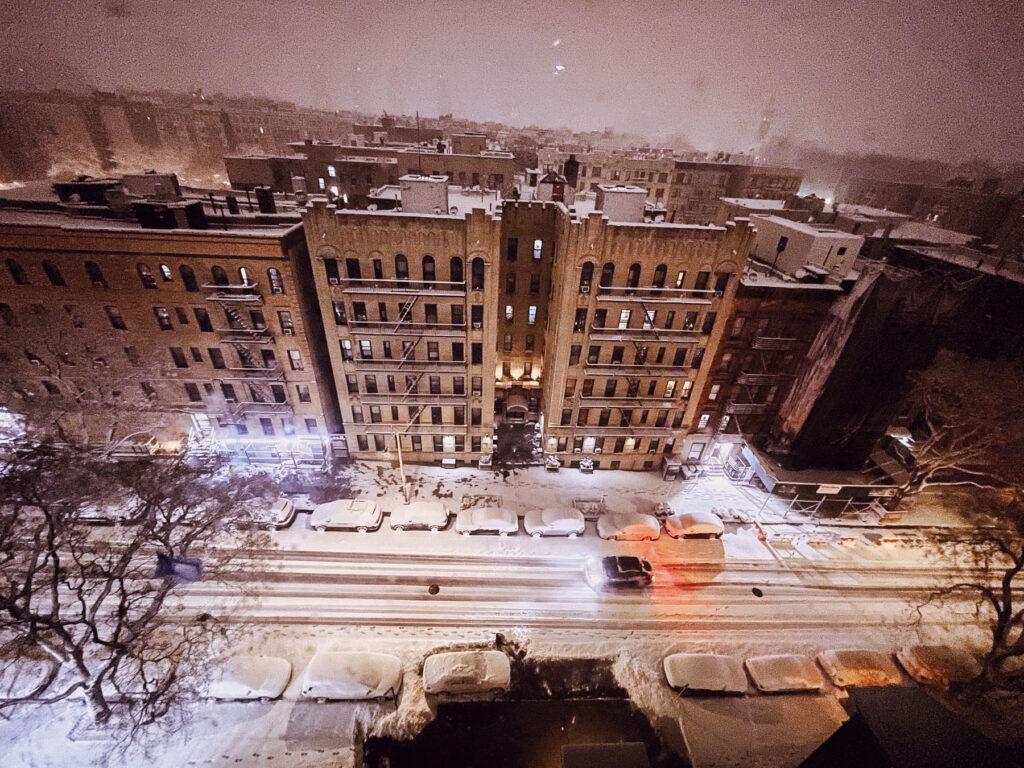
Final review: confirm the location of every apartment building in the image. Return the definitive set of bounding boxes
[0,184,341,459]
[541,190,754,470]
[302,179,501,465]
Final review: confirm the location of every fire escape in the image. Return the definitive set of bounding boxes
[206,280,291,423]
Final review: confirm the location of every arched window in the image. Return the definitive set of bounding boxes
[211,266,229,286]
[471,258,485,291]
[395,254,409,286]
[422,255,436,286]
[652,264,667,289]
[599,262,615,288]
[137,263,157,289]
[449,256,463,284]
[43,260,66,287]
[626,263,641,291]
[179,264,199,292]
[85,261,107,288]
[239,266,253,286]
[579,262,594,293]
[267,268,285,294]
[159,263,173,282]
[6,258,29,285]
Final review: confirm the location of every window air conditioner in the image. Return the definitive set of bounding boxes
[594,447,602,453]
[328,277,340,285]
[472,322,482,329]
[282,328,294,335]
[580,285,590,294]
[574,448,582,453]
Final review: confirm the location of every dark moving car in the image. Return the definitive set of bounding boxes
[584,556,653,590]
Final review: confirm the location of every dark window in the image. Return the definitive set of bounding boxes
[180,265,199,291]
[604,380,618,397]
[208,348,225,369]
[505,272,516,294]
[271,384,287,403]
[472,343,483,364]
[694,271,710,291]
[431,406,442,425]
[185,383,202,402]
[525,335,535,352]
[170,347,188,368]
[691,348,705,368]
[429,375,441,395]
[422,255,435,284]
[507,237,518,261]
[449,256,463,283]
[472,376,482,395]
[374,434,387,451]
[105,306,127,330]
[454,406,465,425]
[377,302,388,322]
[124,346,141,366]
[364,375,378,394]
[452,342,464,361]
[530,274,540,294]
[43,260,66,287]
[451,304,464,326]
[574,308,587,332]
[194,307,213,331]
[454,376,465,395]
[599,262,614,287]
[6,258,28,285]
[561,408,572,426]
[471,407,481,425]
[714,273,730,294]
[260,418,275,436]
[579,262,594,293]
[86,261,107,288]
[356,434,369,451]
[471,304,484,327]
[683,311,698,330]
[626,263,641,290]
[427,341,439,360]
[587,345,600,364]
[652,264,667,288]
[369,405,382,423]
[328,258,343,282]
[577,408,589,426]
[672,348,687,366]
[351,406,364,423]
[471,258,485,290]
[611,346,623,364]
[598,409,611,426]
[701,312,717,334]
[395,254,409,284]
[569,345,582,365]
[211,266,229,285]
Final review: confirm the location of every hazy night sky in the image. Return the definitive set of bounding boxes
[2,0,1022,162]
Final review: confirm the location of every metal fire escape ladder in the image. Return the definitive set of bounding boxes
[221,304,275,408]
[396,337,422,370]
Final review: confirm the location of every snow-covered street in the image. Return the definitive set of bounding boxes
[2,464,1009,768]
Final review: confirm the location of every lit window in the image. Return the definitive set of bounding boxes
[708,384,720,401]
[618,309,631,329]
[505,305,513,321]
[665,380,676,397]
[318,178,326,190]
[697,414,710,429]
[288,350,304,370]
[327,165,337,177]
[532,239,542,260]
[681,381,693,399]
[643,309,655,329]
[528,305,537,324]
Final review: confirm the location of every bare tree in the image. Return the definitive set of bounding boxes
[900,350,1024,692]
[920,492,1024,693]
[0,444,275,735]
[896,349,1024,498]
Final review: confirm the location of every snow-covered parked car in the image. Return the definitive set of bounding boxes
[235,498,297,531]
[523,508,585,538]
[310,499,382,532]
[301,651,403,701]
[664,509,724,539]
[422,650,511,696]
[896,645,981,688]
[816,650,903,688]
[744,654,824,693]
[455,507,518,536]
[208,655,292,701]
[390,501,451,531]
[663,654,747,694]
[596,512,661,541]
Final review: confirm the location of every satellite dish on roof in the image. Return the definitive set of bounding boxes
[654,214,666,223]
[367,203,378,211]
[450,206,459,215]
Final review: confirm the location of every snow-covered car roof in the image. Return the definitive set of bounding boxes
[667,510,723,528]
[816,650,903,688]
[896,645,981,687]
[538,508,583,526]
[422,651,510,693]
[390,501,450,527]
[744,655,824,693]
[311,499,381,526]
[663,654,747,694]
[467,507,516,525]
[600,512,659,528]
[301,651,402,700]
[208,655,292,700]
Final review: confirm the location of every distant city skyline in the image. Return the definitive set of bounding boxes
[2,0,1023,163]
